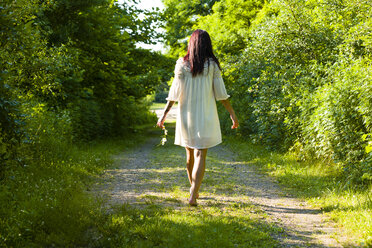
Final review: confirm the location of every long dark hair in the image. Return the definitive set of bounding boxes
[183,29,221,77]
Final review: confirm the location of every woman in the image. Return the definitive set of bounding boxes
[157,29,239,206]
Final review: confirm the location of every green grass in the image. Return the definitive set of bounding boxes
[0,132,148,247]
[149,102,178,110]
[97,203,280,248]
[224,136,372,247]
[0,123,281,247]
[93,123,283,247]
[4,120,369,247]
[149,102,166,110]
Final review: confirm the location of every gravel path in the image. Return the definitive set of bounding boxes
[94,136,344,247]
[208,145,343,248]
[151,107,177,121]
[97,137,160,206]
[94,107,344,247]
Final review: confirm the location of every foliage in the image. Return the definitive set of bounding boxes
[196,0,265,57]
[0,0,166,170]
[0,124,280,247]
[161,0,372,187]
[298,58,372,186]
[146,52,174,103]
[230,0,372,186]
[34,0,162,140]
[0,0,165,244]
[0,115,144,246]
[1,0,372,245]
[0,82,20,174]
[161,0,220,57]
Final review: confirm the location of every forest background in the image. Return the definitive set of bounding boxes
[0,0,371,246]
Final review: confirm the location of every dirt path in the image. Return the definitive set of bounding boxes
[151,107,178,121]
[94,128,344,247]
[209,145,342,248]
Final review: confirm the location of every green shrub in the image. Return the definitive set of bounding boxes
[217,0,372,187]
[297,58,372,186]
[0,106,110,246]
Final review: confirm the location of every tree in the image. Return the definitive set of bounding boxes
[197,0,264,57]
[161,0,220,57]
[0,0,170,170]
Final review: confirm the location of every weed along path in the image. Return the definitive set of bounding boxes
[94,122,343,247]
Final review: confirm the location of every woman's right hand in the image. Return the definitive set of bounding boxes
[156,101,175,129]
[157,117,165,129]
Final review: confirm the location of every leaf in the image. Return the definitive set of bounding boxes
[366,145,372,154]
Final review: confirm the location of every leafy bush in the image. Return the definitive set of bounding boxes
[162,0,372,186]
[0,82,21,174]
[297,58,372,185]
[1,0,166,171]
[0,0,165,244]
[0,104,105,246]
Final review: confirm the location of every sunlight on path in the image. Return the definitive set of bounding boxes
[208,146,343,248]
[151,106,177,121]
[94,126,343,248]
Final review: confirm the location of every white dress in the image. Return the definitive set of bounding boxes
[166,58,230,149]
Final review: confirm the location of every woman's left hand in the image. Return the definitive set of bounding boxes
[231,115,239,129]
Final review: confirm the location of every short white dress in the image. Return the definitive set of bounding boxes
[166,58,230,149]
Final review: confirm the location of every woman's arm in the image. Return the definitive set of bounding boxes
[220,99,239,129]
[156,101,175,129]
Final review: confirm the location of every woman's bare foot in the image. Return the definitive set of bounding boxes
[190,188,199,199]
[188,197,198,206]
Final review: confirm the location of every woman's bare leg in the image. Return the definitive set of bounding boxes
[185,147,199,199]
[189,148,208,206]
[185,147,194,185]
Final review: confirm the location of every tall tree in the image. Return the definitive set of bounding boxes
[197,0,264,57]
[161,0,220,57]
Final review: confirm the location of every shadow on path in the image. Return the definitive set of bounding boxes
[94,125,342,248]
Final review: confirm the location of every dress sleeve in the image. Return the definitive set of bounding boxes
[166,58,184,102]
[213,63,230,101]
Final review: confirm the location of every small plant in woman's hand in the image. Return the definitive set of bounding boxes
[158,127,168,146]
[156,115,169,146]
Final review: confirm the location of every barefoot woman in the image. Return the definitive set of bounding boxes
[157,29,239,206]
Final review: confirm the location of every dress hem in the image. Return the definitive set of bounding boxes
[174,141,222,149]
